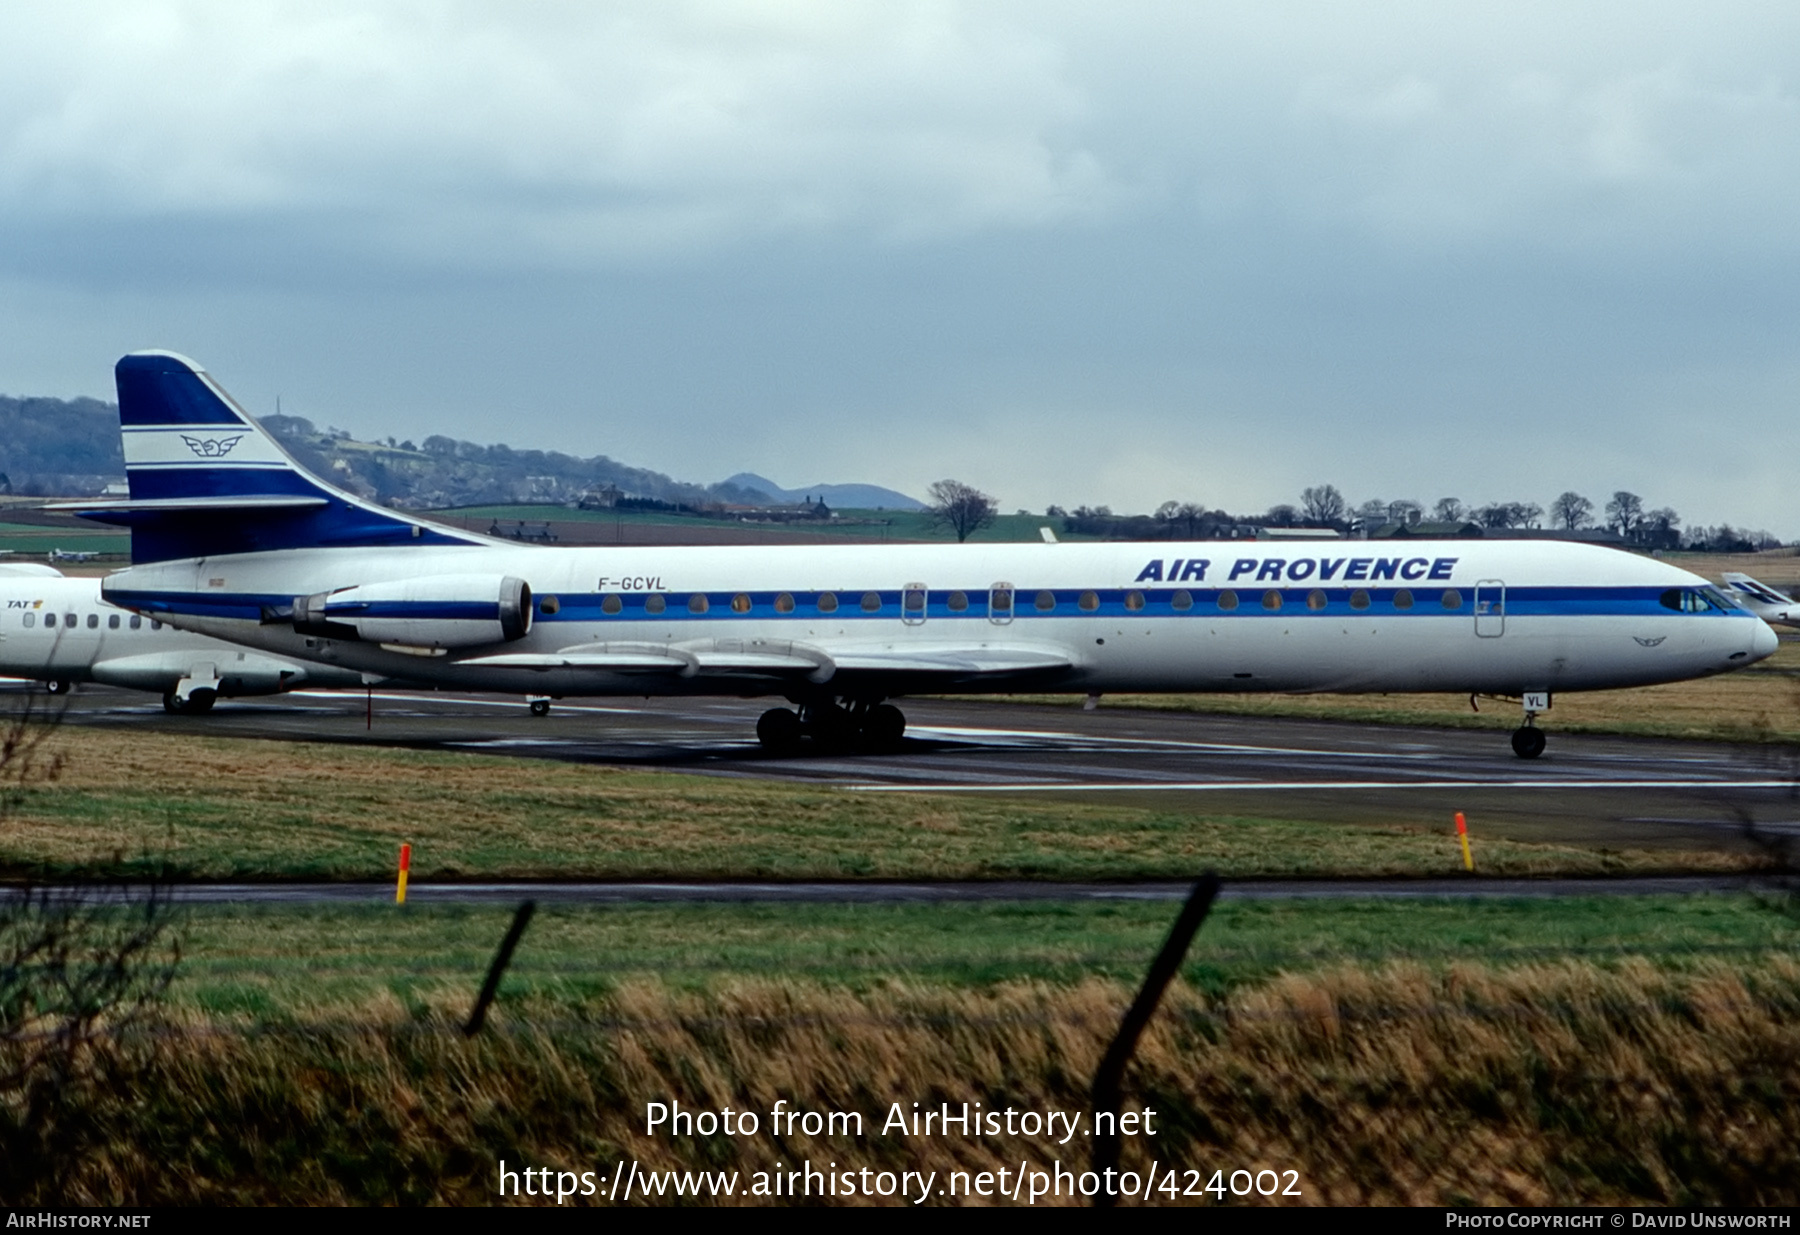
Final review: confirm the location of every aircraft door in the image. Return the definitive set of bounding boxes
[989,582,1014,625]
[1474,580,1505,637]
[902,582,927,626]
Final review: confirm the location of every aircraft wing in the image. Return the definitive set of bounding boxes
[451,640,1072,685]
[827,646,1073,676]
[456,640,832,680]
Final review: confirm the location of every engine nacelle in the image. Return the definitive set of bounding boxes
[293,574,532,649]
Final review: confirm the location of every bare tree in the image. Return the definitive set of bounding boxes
[1473,501,1540,529]
[1155,501,1207,538]
[1605,491,1645,536]
[1550,491,1593,531]
[1299,484,1346,526]
[1432,497,1465,522]
[926,479,998,543]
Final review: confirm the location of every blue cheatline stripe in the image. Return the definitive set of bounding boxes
[106,585,1753,628]
[528,585,1747,622]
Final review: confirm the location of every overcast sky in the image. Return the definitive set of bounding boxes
[3,2,1797,533]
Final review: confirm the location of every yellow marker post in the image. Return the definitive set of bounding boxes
[396,842,412,904]
[1455,812,1473,872]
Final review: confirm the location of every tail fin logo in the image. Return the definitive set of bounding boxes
[180,434,245,458]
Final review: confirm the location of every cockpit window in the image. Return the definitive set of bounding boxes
[1661,588,1731,614]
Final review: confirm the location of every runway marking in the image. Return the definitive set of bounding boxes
[850,779,1800,793]
[899,725,1436,759]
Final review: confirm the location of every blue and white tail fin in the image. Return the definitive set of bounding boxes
[61,351,485,563]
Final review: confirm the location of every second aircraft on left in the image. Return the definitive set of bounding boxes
[0,563,366,710]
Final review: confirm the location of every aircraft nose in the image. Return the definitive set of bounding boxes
[1750,619,1779,662]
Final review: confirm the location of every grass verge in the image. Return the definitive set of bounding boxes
[3,726,1764,880]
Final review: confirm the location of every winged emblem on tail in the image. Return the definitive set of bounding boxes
[180,434,245,458]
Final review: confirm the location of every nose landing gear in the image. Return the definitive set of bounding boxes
[1510,726,1546,759]
[1510,690,1551,759]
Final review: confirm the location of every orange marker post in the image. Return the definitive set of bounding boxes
[396,842,411,904]
[1455,812,1473,872]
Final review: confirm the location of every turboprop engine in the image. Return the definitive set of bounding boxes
[289,574,532,649]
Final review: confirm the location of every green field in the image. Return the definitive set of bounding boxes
[0,521,128,558]
[170,892,1800,1016]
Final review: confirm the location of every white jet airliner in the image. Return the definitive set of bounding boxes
[64,352,1777,758]
[0,566,364,710]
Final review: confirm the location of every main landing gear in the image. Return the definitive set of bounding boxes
[1509,691,1551,759]
[757,698,907,755]
[162,689,216,715]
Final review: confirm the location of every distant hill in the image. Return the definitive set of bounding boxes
[724,472,923,510]
[0,395,125,495]
[0,392,917,510]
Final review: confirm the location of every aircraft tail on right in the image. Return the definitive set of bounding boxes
[1720,573,1799,628]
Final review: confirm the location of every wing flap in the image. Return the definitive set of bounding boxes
[829,645,1073,676]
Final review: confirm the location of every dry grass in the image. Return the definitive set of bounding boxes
[1,725,1762,880]
[27,957,1800,1205]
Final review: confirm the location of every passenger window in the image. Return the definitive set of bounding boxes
[731,593,752,613]
[43,613,55,628]
[1349,590,1370,611]
[1306,589,1327,611]
[65,614,76,628]
[775,592,795,614]
[946,591,968,612]
[1170,590,1192,611]
[903,586,926,614]
[818,592,839,613]
[151,621,163,631]
[540,595,560,615]
[989,587,1013,613]
[861,591,882,612]
[1078,591,1099,612]
[1261,590,1282,611]
[108,614,120,629]
[130,615,141,629]
[1034,590,1056,612]
[601,594,622,615]
[22,613,34,628]
[688,594,709,614]
[1218,590,1239,612]
[87,614,98,629]
[645,594,667,615]
[1125,590,1146,612]
[1438,589,1460,610]
[1394,590,1415,610]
